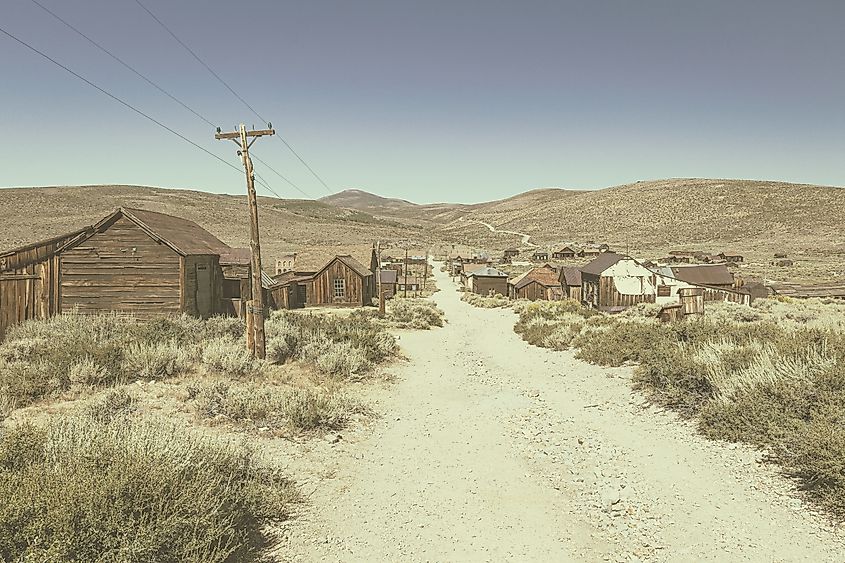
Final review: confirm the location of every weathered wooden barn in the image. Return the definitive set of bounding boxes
[0,208,253,336]
[509,265,561,301]
[559,266,582,301]
[465,266,508,296]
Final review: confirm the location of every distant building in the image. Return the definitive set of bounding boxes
[464,266,509,296]
[559,266,583,301]
[379,269,398,299]
[532,250,549,261]
[552,245,581,260]
[275,253,297,274]
[509,265,561,301]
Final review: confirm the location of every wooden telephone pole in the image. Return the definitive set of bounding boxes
[215,124,274,359]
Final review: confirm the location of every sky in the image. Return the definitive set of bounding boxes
[1,0,843,204]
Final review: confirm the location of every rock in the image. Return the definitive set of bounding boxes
[325,433,343,444]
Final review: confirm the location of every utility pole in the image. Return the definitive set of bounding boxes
[404,247,409,298]
[215,124,275,359]
[376,241,385,317]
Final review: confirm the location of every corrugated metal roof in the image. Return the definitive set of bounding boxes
[580,252,625,276]
[466,266,508,278]
[670,264,734,286]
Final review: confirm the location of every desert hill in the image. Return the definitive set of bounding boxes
[2,179,844,281]
[0,185,434,271]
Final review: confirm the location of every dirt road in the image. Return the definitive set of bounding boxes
[280,265,843,562]
[458,217,537,247]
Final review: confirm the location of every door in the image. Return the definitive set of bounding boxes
[195,264,213,318]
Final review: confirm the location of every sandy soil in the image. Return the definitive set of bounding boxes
[277,264,844,562]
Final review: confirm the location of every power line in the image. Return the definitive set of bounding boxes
[251,152,312,199]
[133,0,335,195]
[16,5,305,199]
[0,24,245,177]
[28,0,216,128]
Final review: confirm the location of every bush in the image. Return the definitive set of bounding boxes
[386,299,445,329]
[188,381,367,432]
[200,338,263,377]
[0,416,298,562]
[123,341,192,379]
[461,292,510,309]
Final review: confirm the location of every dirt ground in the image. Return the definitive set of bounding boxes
[277,264,844,562]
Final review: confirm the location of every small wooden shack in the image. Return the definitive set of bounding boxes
[379,269,398,299]
[304,255,375,307]
[465,266,508,296]
[0,207,252,336]
[532,250,549,262]
[509,265,560,301]
[503,248,520,261]
[559,266,582,301]
[552,245,581,260]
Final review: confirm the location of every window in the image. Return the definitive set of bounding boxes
[657,285,671,297]
[333,278,346,298]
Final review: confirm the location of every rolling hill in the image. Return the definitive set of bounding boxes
[2,178,843,281]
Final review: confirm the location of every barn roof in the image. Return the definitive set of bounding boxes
[312,255,373,279]
[580,252,625,276]
[115,208,232,256]
[559,266,582,287]
[670,264,734,286]
[512,267,559,289]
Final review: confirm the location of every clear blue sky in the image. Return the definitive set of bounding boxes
[2,0,843,203]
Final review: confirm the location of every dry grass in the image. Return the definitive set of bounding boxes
[0,414,298,562]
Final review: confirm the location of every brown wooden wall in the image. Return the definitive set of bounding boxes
[471,276,508,296]
[563,285,582,302]
[515,281,553,301]
[181,255,223,318]
[307,260,371,307]
[0,258,60,338]
[60,216,183,318]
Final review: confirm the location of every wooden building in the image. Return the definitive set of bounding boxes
[503,248,520,261]
[668,264,735,290]
[465,266,508,296]
[0,208,252,336]
[379,269,398,299]
[532,250,549,262]
[509,265,561,301]
[559,266,582,301]
[717,251,744,263]
[552,245,581,260]
[304,255,375,307]
[581,253,657,312]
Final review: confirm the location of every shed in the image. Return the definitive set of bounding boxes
[465,266,509,296]
[304,255,375,307]
[509,265,560,301]
[559,266,583,301]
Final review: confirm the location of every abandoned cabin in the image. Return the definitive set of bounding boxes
[0,207,257,337]
[559,266,582,301]
[717,251,744,263]
[503,248,520,261]
[580,252,657,312]
[464,266,508,296]
[268,250,379,309]
[531,250,549,262]
[552,245,581,260]
[508,265,562,301]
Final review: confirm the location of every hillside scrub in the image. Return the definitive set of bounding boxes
[266,311,398,377]
[187,380,368,433]
[0,415,297,562]
[461,292,511,309]
[0,313,251,410]
[515,297,845,518]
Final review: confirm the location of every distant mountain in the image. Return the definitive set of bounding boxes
[319,189,418,212]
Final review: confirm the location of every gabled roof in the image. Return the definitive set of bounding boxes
[466,266,508,278]
[559,266,582,287]
[580,252,626,276]
[512,266,560,290]
[89,208,233,256]
[670,264,734,286]
[313,255,373,279]
[554,244,581,253]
